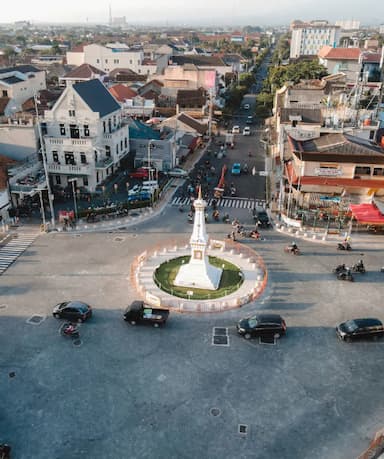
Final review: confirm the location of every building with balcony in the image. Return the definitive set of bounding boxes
[42,78,129,192]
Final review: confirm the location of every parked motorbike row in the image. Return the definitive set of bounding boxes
[332,260,366,282]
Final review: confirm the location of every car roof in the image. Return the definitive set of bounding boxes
[233,163,241,167]
[353,318,383,327]
[66,301,89,309]
[252,314,283,323]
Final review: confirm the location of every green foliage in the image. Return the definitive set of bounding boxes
[268,59,328,90]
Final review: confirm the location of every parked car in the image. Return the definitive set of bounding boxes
[123,301,169,327]
[237,314,287,339]
[167,168,188,178]
[336,318,384,342]
[243,127,251,136]
[128,168,149,179]
[128,184,141,195]
[231,163,241,175]
[53,301,92,322]
[232,125,240,134]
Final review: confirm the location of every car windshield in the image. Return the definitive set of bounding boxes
[344,320,358,332]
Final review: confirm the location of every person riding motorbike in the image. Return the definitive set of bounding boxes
[223,213,230,223]
[212,209,219,221]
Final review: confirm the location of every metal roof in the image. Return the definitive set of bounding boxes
[72,79,120,117]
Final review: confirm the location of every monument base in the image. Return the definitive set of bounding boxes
[174,261,222,291]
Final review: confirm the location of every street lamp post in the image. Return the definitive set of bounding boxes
[38,189,46,228]
[147,140,155,181]
[34,94,55,229]
[68,179,78,220]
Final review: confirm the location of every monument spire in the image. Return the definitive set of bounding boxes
[174,189,222,290]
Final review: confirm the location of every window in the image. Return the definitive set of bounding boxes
[116,144,119,154]
[96,59,100,64]
[2,90,8,97]
[355,166,371,176]
[69,110,75,117]
[64,152,75,165]
[84,125,89,136]
[70,124,80,139]
[83,177,88,186]
[113,115,116,126]
[373,168,384,176]
[55,175,61,185]
[103,121,106,133]
[53,151,59,163]
[114,59,119,64]
[80,153,87,164]
[124,137,127,148]
[105,146,111,158]
[105,59,108,63]
[120,140,123,150]
[41,122,47,135]
[60,124,66,135]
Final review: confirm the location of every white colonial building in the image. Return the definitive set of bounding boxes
[42,79,129,192]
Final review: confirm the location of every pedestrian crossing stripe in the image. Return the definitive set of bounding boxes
[0,232,39,275]
[171,196,265,209]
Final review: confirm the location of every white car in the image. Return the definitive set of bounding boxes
[232,125,240,134]
[128,184,141,195]
[243,127,251,136]
[167,168,188,178]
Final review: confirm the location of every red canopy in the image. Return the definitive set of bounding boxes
[350,203,384,225]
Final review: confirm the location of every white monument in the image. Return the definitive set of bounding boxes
[174,187,222,290]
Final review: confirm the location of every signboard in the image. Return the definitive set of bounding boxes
[314,168,342,176]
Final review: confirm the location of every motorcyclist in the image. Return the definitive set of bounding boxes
[212,209,219,220]
[291,241,298,253]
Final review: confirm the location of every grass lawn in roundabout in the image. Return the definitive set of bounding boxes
[154,255,244,299]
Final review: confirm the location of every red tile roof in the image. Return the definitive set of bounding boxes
[63,63,105,79]
[294,176,384,189]
[109,84,137,101]
[318,46,361,60]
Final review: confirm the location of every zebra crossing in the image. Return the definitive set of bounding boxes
[171,196,265,210]
[0,232,39,275]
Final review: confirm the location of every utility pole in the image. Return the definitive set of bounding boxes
[208,89,213,139]
[34,94,55,229]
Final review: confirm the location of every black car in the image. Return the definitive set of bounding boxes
[237,314,287,340]
[254,209,271,228]
[336,318,384,342]
[53,301,92,322]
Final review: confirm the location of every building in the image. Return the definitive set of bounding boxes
[290,21,341,59]
[59,63,106,87]
[318,46,361,83]
[66,43,168,76]
[109,84,155,118]
[42,79,129,192]
[335,20,360,30]
[0,65,46,115]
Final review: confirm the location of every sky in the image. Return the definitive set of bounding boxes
[1,0,383,26]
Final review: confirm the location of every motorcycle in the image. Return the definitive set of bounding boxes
[337,269,354,282]
[332,264,346,274]
[61,323,80,339]
[337,242,352,251]
[351,260,365,273]
[187,213,193,223]
[212,211,219,221]
[284,246,300,255]
[0,444,11,459]
[222,214,230,223]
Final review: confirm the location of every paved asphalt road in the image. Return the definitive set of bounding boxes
[1,205,384,459]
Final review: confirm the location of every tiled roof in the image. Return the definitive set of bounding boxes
[0,65,40,75]
[280,108,322,124]
[109,84,137,101]
[70,45,85,53]
[297,176,384,189]
[63,63,106,79]
[362,52,381,63]
[0,76,23,84]
[177,113,207,134]
[288,133,384,164]
[318,46,361,60]
[72,79,121,117]
[170,55,225,67]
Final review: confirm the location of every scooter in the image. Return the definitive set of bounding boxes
[351,260,365,273]
[332,264,346,274]
[61,322,80,339]
[222,214,230,223]
[337,242,352,251]
[284,245,300,255]
[337,269,354,282]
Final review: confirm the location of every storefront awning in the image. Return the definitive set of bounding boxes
[350,203,384,225]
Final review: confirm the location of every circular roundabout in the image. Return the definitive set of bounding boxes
[131,238,268,313]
